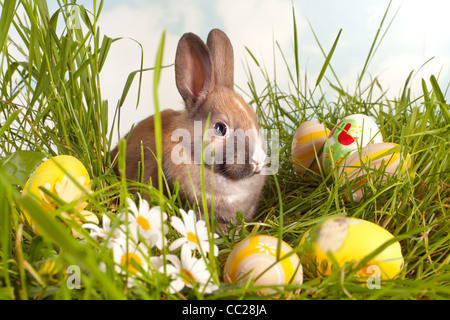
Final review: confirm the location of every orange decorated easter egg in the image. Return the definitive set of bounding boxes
[339,142,412,201]
[291,121,330,177]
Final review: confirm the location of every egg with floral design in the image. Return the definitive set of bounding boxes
[300,217,403,280]
[223,235,303,295]
[22,155,97,236]
[323,114,383,175]
[291,121,330,177]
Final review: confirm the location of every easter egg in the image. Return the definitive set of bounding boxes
[323,114,383,174]
[291,121,330,177]
[300,217,403,280]
[223,235,303,295]
[22,155,92,234]
[339,142,412,201]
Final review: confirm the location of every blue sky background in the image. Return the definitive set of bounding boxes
[46,0,450,142]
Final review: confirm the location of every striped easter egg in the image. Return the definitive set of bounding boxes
[223,235,303,295]
[291,121,330,177]
[339,142,412,201]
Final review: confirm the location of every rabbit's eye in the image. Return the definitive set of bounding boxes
[214,122,228,136]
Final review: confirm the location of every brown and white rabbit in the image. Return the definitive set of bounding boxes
[110,29,267,227]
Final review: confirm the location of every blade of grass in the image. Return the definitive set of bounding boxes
[0,0,17,50]
[152,30,166,196]
[0,170,14,293]
[315,28,342,87]
[430,75,450,124]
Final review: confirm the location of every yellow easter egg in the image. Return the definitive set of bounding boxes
[291,121,330,177]
[22,155,92,234]
[223,235,303,295]
[300,217,403,280]
[339,142,412,201]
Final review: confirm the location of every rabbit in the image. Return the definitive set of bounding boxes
[110,29,267,228]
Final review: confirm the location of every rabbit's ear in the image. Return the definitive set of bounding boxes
[175,33,214,106]
[207,29,234,90]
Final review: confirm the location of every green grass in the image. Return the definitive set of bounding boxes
[1,0,449,300]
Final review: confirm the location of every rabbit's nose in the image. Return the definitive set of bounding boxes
[251,149,267,173]
[252,161,264,173]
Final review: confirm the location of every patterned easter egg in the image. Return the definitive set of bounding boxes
[223,235,303,295]
[22,155,92,234]
[339,142,412,201]
[323,114,383,174]
[291,121,330,177]
[300,217,403,280]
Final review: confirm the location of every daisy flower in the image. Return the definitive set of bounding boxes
[112,237,149,287]
[83,214,126,248]
[169,209,219,256]
[255,241,276,255]
[163,244,218,294]
[125,195,168,250]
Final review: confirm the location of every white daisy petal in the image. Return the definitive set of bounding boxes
[102,214,111,230]
[139,197,150,216]
[179,209,189,221]
[126,197,139,215]
[150,256,164,270]
[196,219,206,229]
[148,206,162,218]
[170,216,187,236]
[185,211,197,231]
[168,277,185,294]
[82,223,101,232]
[165,254,182,270]
[181,244,196,269]
[169,237,188,252]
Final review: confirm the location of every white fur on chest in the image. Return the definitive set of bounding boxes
[207,174,261,204]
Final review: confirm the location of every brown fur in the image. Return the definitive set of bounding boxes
[110,29,266,227]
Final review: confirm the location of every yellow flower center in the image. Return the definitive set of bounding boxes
[187,232,199,245]
[180,268,196,285]
[137,216,151,231]
[120,252,143,274]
